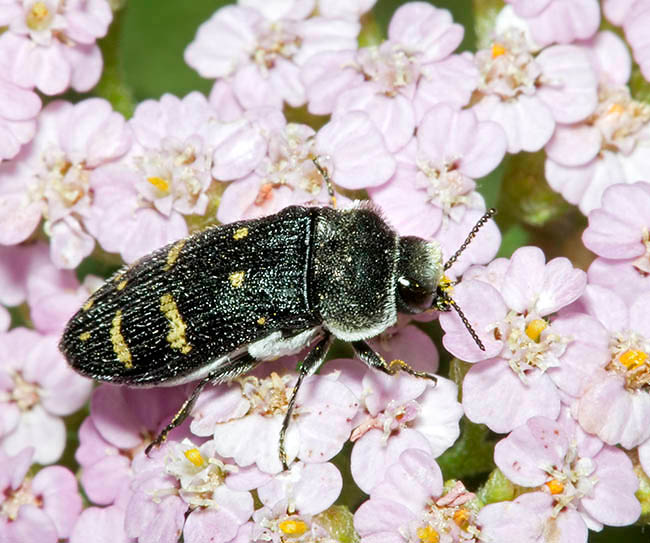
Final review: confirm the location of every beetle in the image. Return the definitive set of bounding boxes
[59,164,494,469]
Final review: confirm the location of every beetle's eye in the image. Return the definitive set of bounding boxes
[397,276,435,314]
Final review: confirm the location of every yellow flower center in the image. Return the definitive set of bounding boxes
[279,519,308,536]
[491,43,507,58]
[619,349,648,370]
[453,508,471,529]
[184,448,205,467]
[148,176,170,192]
[26,2,52,31]
[525,319,547,343]
[546,479,565,495]
[417,525,440,543]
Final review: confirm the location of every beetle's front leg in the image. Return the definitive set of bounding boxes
[351,340,437,383]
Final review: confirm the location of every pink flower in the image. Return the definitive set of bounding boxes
[545,54,650,214]
[440,247,587,433]
[234,461,342,542]
[0,242,50,307]
[184,1,359,110]
[218,111,395,222]
[0,327,92,464]
[472,28,598,153]
[369,104,504,276]
[303,2,466,152]
[125,438,256,543]
[190,359,359,474]
[503,0,600,47]
[569,285,650,449]
[604,0,650,83]
[354,448,480,543]
[75,384,195,507]
[344,366,462,493]
[0,71,41,160]
[0,447,82,542]
[0,99,131,268]
[493,409,640,534]
[0,0,111,95]
[582,182,650,271]
[87,93,273,262]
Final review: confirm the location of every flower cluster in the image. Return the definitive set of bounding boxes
[1,1,649,542]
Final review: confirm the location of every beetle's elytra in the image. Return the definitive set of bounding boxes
[60,201,494,467]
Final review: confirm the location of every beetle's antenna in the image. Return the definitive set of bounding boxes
[444,208,497,271]
[312,156,337,208]
[450,297,485,351]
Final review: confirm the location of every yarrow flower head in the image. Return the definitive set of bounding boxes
[184,0,360,110]
[0,98,131,268]
[233,461,342,542]
[486,408,641,542]
[0,447,82,543]
[125,438,258,543]
[440,246,587,433]
[545,33,650,214]
[303,2,468,152]
[0,327,92,464]
[0,0,112,95]
[355,448,482,542]
[472,20,598,153]
[191,358,359,474]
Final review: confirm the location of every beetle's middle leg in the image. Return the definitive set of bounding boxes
[351,340,437,383]
[279,331,333,470]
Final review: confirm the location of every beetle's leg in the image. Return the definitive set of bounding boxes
[145,353,260,456]
[351,340,437,383]
[279,332,333,470]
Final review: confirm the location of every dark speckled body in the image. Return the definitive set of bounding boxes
[60,204,399,385]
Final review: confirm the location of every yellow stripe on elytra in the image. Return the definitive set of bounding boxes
[110,310,133,369]
[233,227,249,240]
[82,298,94,311]
[160,293,192,354]
[164,239,186,271]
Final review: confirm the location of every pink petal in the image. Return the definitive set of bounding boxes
[2,406,66,465]
[354,497,416,541]
[316,111,396,189]
[526,0,600,47]
[32,466,82,537]
[462,359,561,433]
[536,45,598,124]
[5,505,58,543]
[70,506,132,543]
[545,123,601,167]
[63,43,103,93]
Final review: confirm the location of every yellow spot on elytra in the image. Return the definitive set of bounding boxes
[79,331,91,341]
[453,509,471,530]
[546,479,564,495]
[279,519,308,536]
[184,448,204,467]
[229,271,245,288]
[160,293,192,354]
[164,239,186,271]
[620,349,648,370]
[116,280,127,291]
[233,227,249,240]
[148,176,170,192]
[525,319,548,343]
[416,525,440,543]
[82,298,94,311]
[110,310,133,369]
[257,317,266,325]
[26,2,52,31]
[491,43,507,58]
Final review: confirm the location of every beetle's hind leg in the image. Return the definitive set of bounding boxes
[279,332,333,470]
[145,352,261,456]
[351,340,437,384]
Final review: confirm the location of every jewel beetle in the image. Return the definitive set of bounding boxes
[59,165,494,469]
